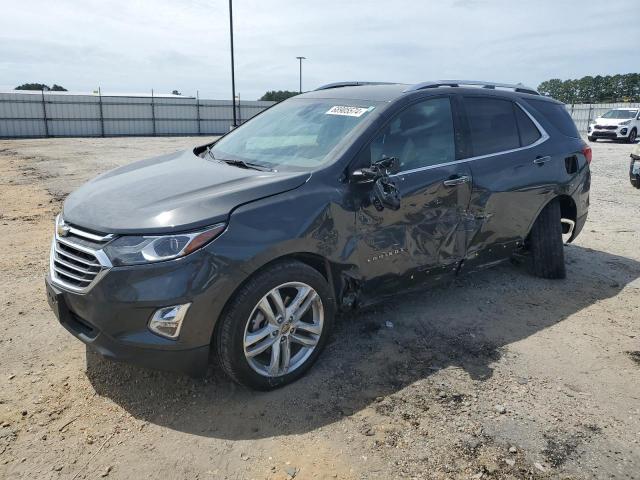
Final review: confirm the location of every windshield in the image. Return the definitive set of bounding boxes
[601,109,638,119]
[209,98,381,170]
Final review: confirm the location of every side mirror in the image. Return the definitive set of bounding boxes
[371,177,401,211]
[350,156,402,211]
[350,155,399,183]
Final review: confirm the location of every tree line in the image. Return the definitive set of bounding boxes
[15,83,67,91]
[538,73,640,104]
[259,90,299,102]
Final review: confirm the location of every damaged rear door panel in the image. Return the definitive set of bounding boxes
[456,95,565,272]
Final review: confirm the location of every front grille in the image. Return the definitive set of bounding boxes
[595,125,618,130]
[53,239,103,287]
[50,218,113,293]
[593,131,617,138]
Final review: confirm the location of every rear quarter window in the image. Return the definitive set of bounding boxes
[526,99,580,138]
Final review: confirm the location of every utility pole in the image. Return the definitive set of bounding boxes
[296,56,306,93]
[229,0,237,128]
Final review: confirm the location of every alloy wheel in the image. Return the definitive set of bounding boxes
[243,282,324,377]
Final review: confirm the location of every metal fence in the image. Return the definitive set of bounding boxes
[0,91,275,138]
[2,91,637,138]
[566,102,640,132]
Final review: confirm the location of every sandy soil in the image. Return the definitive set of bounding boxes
[0,136,639,480]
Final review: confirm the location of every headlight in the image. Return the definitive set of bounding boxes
[620,120,631,126]
[103,223,226,266]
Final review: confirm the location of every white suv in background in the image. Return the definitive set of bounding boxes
[588,108,639,143]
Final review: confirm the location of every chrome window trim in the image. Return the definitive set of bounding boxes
[49,216,113,294]
[391,101,549,177]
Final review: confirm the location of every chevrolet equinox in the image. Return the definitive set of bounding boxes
[46,80,591,389]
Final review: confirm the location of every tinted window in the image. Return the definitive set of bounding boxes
[515,105,542,146]
[368,97,455,171]
[601,109,637,119]
[527,99,580,138]
[464,97,520,156]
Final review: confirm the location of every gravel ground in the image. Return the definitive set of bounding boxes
[0,136,639,480]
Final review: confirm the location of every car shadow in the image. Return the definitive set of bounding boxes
[85,244,640,440]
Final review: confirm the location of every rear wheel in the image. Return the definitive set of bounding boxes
[628,128,637,144]
[529,199,566,279]
[215,260,334,390]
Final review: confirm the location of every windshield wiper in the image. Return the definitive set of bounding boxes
[205,146,216,160]
[219,158,273,172]
[205,147,273,171]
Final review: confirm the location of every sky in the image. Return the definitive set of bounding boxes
[1,0,638,100]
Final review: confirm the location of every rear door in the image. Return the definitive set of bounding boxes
[459,95,564,271]
[354,96,473,298]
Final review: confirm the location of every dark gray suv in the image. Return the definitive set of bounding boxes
[46,80,591,389]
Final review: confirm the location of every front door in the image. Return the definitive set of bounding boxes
[354,96,472,299]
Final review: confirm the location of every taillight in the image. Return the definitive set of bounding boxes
[582,145,592,164]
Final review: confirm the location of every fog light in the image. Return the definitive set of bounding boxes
[621,128,628,135]
[149,304,191,339]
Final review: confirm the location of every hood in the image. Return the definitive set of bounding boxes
[63,149,310,234]
[594,117,631,126]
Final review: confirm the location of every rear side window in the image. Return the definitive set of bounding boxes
[463,97,520,156]
[526,99,580,138]
[514,106,542,146]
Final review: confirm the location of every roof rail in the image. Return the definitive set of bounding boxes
[404,80,540,96]
[314,81,396,91]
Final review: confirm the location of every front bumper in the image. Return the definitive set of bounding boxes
[46,278,209,375]
[588,125,631,139]
[45,240,246,377]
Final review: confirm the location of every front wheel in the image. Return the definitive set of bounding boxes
[528,199,566,279]
[627,128,637,144]
[215,260,334,390]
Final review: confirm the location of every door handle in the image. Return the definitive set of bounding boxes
[533,155,552,166]
[443,175,470,187]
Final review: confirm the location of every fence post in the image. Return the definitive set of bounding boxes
[151,89,156,136]
[41,89,49,137]
[98,87,105,137]
[237,93,241,125]
[196,90,201,135]
[587,104,593,128]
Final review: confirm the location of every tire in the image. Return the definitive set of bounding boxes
[588,136,597,142]
[215,260,334,390]
[529,199,566,279]
[627,128,637,144]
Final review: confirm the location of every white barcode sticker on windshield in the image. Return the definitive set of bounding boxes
[326,105,372,117]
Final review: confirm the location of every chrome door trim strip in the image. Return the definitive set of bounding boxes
[391,102,550,178]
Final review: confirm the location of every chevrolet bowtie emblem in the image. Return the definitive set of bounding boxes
[57,221,71,237]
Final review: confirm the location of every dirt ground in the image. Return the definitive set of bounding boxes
[0,136,638,480]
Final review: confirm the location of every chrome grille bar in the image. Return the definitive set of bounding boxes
[49,215,113,293]
[53,256,99,275]
[55,248,101,268]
